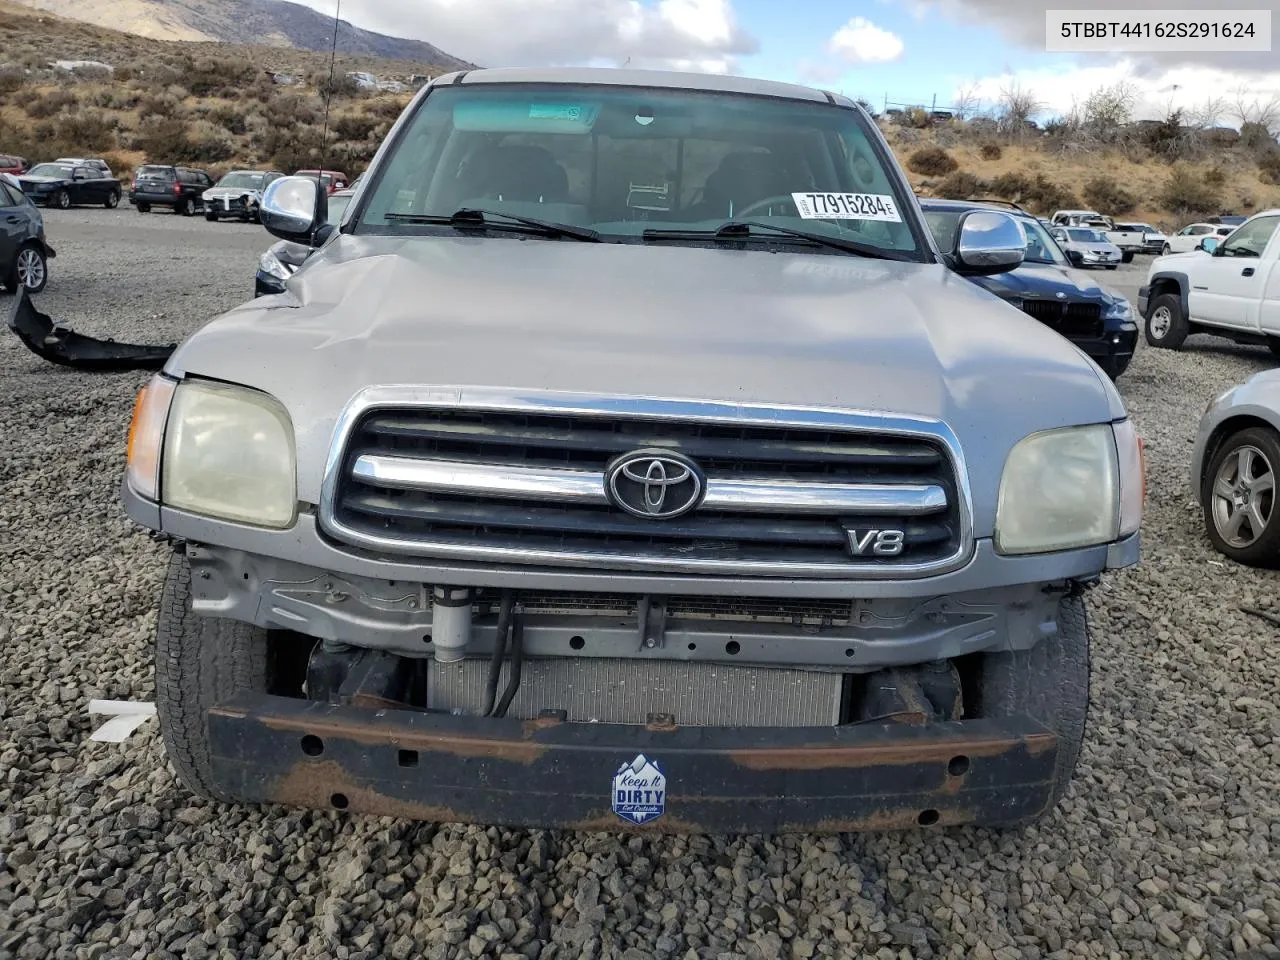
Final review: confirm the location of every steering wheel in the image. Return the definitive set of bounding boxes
[733,194,799,219]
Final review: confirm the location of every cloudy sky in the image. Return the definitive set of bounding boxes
[298,0,1280,122]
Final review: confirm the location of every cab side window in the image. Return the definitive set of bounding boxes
[1219,216,1279,259]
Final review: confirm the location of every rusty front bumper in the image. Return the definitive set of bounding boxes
[208,694,1059,833]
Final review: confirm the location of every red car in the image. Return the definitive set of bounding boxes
[294,168,349,195]
[0,154,28,176]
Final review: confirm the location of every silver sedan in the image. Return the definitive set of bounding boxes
[1192,370,1280,566]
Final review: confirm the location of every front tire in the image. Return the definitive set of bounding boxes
[54,189,70,210]
[979,595,1090,820]
[1202,427,1280,568]
[155,551,270,801]
[1100,353,1131,380]
[205,210,218,222]
[1144,292,1188,349]
[1162,243,1171,255]
[5,243,47,293]
[1121,251,1134,263]
[105,190,120,209]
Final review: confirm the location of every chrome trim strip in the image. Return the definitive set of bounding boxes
[700,476,946,515]
[352,454,948,516]
[354,456,605,503]
[319,386,976,579]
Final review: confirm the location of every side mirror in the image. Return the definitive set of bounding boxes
[260,176,328,246]
[1198,237,1220,254]
[1066,249,1084,266]
[951,210,1025,276]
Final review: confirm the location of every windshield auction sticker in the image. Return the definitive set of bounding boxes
[1046,10,1270,51]
[792,192,902,222]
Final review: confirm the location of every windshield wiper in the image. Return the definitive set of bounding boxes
[385,208,600,242]
[642,220,916,262]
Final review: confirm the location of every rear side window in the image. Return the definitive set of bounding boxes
[0,181,25,205]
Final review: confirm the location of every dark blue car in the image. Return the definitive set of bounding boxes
[920,198,1139,379]
[0,175,55,293]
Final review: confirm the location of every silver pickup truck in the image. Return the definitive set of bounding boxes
[121,67,1143,833]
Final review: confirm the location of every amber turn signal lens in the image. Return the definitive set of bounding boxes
[126,375,176,501]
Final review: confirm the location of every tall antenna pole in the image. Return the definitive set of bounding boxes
[320,0,341,175]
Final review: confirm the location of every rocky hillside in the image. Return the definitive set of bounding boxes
[12,0,474,69]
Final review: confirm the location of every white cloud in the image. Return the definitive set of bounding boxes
[292,0,758,71]
[959,61,1280,124]
[828,16,906,63]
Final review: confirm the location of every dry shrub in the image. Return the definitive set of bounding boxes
[264,93,321,128]
[264,125,325,172]
[138,94,181,121]
[25,89,78,119]
[1159,166,1222,215]
[936,171,986,199]
[0,68,25,95]
[181,56,257,97]
[186,120,235,163]
[1082,176,1136,216]
[987,172,1033,200]
[54,111,116,153]
[332,114,376,141]
[132,116,191,161]
[368,97,406,121]
[979,142,1003,160]
[907,146,959,176]
[207,104,247,136]
[1204,166,1227,188]
[1257,150,1280,186]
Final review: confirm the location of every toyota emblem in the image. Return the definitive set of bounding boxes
[605,450,704,520]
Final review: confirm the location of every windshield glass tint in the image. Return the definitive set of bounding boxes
[357,85,921,255]
[1067,229,1103,242]
[28,164,72,178]
[217,172,265,189]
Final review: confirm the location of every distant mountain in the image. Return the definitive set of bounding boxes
[12,0,476,70]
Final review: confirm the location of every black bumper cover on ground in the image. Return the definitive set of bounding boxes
[209,693,1060,833]
[5,288,175,371]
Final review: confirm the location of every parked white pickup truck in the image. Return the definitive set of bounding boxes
[1139,209,1280,351]
[1103,223,1144,263]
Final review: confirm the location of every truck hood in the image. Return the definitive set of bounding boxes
[1151,250,1208,270]
[167,235,1125,536]
[971,261,1124,304]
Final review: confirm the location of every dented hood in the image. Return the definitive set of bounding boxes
[166,234,1124,534]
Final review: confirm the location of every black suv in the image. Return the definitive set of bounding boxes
[130,165,214,215]
[920,198,1139,379]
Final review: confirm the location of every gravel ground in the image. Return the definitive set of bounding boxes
[1,210,1278,960]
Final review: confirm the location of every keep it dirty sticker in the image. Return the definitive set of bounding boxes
[792,192,902,222]
[612,754,666,825]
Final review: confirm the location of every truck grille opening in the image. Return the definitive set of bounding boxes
[325,406,964,575]
[1020,299,1103,339]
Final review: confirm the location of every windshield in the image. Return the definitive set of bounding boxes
[1067,228,1104,243]
[326,194,352,224]
[922,208,1066,266]
[216,172,265,189]
[28,164,72,178]
[356,85,923,257]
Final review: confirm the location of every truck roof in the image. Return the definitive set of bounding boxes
[435,66,850,107]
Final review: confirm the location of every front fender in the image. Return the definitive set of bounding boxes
[1143,270,1189,319]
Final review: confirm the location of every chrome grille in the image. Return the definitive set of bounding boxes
[321,391,969,577]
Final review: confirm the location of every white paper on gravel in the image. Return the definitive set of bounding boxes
[87,700,157,743]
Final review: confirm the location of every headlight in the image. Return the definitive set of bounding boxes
[1104,299,1132,320]
[161,380,297,528]
[995,425,1119,554]
[259,250,294,281]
